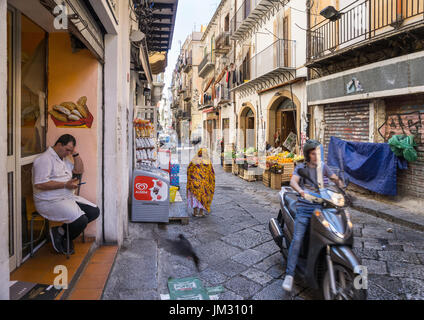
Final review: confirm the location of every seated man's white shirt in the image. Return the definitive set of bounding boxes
[33,147,96,223]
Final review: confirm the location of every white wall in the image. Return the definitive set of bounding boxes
[0,0,10,300]
[103,0,132,244]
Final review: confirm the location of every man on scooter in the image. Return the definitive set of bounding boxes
[282,140,344,292]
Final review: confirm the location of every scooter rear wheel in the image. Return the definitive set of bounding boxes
[322,264,367,300]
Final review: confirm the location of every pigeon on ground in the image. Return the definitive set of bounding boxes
[164,234,200,271]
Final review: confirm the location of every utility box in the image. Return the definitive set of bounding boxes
[131,166,170,223]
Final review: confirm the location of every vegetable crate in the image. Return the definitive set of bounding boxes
[223,164,232,173]
[242,169,256,182]
[232,162,239,175]
[263,170,271,187]
[281,163,295,183]
[238,167,245,179]
[270,173,282,190]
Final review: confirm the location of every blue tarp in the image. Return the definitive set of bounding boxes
[327,137,408,196]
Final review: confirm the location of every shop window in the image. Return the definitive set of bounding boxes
[21,15,47,158]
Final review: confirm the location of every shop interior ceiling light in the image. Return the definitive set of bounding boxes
[320,6,342,21]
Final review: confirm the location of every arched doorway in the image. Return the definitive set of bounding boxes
[267,90,301,150]
[238,104,256,150]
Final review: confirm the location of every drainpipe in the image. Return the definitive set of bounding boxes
[306,0,311,80]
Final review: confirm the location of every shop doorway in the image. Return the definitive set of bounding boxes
[7,8,48,271]
[206,119,217,151]
[222,118,230,147]
[239,105,256,150]
[270,98,297,150]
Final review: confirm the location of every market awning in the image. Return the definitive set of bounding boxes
[149,52,167,75]
[202,107,215,113]
[203,77,215,92]
[214,68,227,85]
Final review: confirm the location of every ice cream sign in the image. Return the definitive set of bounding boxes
[134,176,168,202]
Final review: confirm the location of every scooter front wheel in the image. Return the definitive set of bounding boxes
[322,264,367,300]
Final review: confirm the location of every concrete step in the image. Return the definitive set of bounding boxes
[66,245,119,300]
[351,194,424,232]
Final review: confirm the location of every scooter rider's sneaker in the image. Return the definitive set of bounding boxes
[282,275,294,292]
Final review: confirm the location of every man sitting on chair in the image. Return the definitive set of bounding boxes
[33,134,100,255]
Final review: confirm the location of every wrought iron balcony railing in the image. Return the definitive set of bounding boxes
[308,0,424,61]
[198,53,215,78]
[183,55,192,73]
[183,88,192,101]
[232,39,296,91]
[217,84,231,105]
[230,0,279,40]
[215,31,231,54]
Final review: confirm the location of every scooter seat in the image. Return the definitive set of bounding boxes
[284,192,299,218]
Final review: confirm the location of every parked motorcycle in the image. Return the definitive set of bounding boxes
[269,167,367,300]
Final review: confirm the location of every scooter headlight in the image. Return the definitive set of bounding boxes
[314,209,345,239]
[326,190,345,207]
[314,209,330,228]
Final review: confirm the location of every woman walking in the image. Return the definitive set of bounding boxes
[187,148,215,217]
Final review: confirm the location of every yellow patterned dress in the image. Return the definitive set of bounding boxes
[187,149,215,213]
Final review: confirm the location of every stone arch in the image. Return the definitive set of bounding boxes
[266,90,301,149]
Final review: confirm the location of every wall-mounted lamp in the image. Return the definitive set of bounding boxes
[320,6,342,22]
[130,30,146,42]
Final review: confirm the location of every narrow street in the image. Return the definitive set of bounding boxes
[103,159,424,300]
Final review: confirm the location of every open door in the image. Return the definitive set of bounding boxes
[7,8,48,271]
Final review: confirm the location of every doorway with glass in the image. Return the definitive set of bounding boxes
[7,8,48,271]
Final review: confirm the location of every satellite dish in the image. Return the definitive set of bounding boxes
[130,30,145,42]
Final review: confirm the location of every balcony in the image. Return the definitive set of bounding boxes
[215,32,231,55]
[308,0,424,67]
[217,84,232,105]
[198,53,215,78]
[183,55,193,73]
[183,89,192,101]
[230,0,279,40]
[231,39,296,92]
[182,110,191,119]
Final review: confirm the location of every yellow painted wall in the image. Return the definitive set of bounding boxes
[47,33,99,204]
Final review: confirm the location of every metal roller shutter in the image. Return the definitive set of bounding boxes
[323,103,370,155]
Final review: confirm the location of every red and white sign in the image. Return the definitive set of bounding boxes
[134,176,168,202]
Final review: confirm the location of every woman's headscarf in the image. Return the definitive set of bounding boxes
[187,148,215,212]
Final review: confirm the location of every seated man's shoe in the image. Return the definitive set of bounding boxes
[49,227,64,253]
[282,275,294,292]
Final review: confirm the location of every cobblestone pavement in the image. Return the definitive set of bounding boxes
[103,162,424,300]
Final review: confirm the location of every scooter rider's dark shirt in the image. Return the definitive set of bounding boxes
[293,162,334,204]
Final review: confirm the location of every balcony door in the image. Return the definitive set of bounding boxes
[7,7,48,271]
[283,17,289,67]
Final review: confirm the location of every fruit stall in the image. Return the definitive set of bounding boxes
[264,151,304,189]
